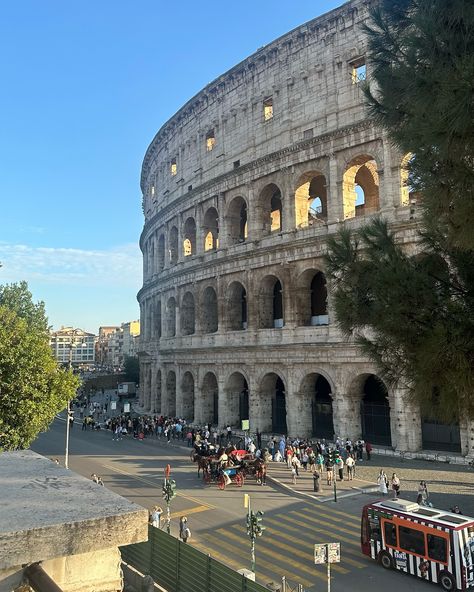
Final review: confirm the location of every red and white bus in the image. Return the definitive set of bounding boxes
[361,498,474,591]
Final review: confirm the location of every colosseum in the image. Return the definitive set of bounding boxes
[137,0,472,455]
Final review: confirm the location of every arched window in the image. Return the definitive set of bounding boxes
[258,184,282,236]
[227,282,247,330]
[310,272,328,325]
[201,286,218,333]
[273,280,283,327]
[181,292,195,335]
[157,235,165,271]
[169,226,178,265]
[165,297,176,337]
[203,207,219,251]
[183,218,196,257]
[227,196,248,244]
[343,156,380,219]
[295,172,327,228]
[259,275,284,329]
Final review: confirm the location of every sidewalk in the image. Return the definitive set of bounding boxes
[266,461,377,502]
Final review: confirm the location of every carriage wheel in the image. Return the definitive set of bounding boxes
[218,475,226,490]
[203,472,211,485]
[235,473,244,487]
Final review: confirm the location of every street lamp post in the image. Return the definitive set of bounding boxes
[65,345,73,469]
[65,339,86,469]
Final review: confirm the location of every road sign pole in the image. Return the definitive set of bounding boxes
[327,560,331,592]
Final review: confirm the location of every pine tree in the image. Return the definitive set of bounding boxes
[325,0,474,421]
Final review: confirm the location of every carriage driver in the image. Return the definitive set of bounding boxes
[218,449,232,485]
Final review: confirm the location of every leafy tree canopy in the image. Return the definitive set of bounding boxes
[0,282,79,451]
[325,1,474,421]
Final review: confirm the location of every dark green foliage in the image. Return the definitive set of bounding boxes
[327,221,474,421]
[324,0,474,420]
[363,0,474,251]
[124,355,140,385]
[0,282,79,451]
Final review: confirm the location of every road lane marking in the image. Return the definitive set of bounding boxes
[200,532,314,587]
[222,527,348,578]
[276,514,360,549]
[287,511,360,539]
[300,504,360,524]
[170,505,210,519]
[102,463,215,510]
[230,524,350,575]
[263,517,363,568]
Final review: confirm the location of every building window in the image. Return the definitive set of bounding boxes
[170,159,177,176]
[151,185,155,197]
[263,97,273,121]
[233,160,240,169]
[206,130,216,152]
[303,128,314,140]
[351,60,366,84]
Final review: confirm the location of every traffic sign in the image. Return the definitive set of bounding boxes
[314,543,340,564]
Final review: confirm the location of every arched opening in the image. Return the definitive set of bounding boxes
[343,155,379,219]
[227,281,247,330]
[259,183,283,236]
[310,272,328,325]
[157,234,165,271]
[156,299,162,338]
[201,286,218,333]
[181,292,195,335]
[273,281,283,327]
[169,226,178,265]
[421,389,461,452]
[227,196,248,244]
[400,152,420,207]
[295,172,328,228]
[165,371,176,417]
[203,207,219,251]
[202,372,218,426]
[311,375,334,440]
[181,371,194,422]
[273,377,287,433]
[257,373,287,433]
[183,217,196,257]
[225,372,249,427]
[165,297,176,337]
[259,275,284,329]
[154,369,161,413]
[361,375,391,446]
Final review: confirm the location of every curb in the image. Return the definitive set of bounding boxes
[265,473,378,503]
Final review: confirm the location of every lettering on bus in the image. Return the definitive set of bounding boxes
[393,550,408,569]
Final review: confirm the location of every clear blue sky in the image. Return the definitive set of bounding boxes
[0,0,342,334]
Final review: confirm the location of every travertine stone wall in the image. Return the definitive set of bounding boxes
[137,0,467,455]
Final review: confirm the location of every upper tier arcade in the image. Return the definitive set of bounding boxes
[140,0,377,230]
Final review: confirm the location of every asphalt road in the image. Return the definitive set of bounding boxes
[31,418,433,592]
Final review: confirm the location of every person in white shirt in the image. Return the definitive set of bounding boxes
[345,455,355,480]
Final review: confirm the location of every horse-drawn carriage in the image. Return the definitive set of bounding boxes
[191,443,266,488]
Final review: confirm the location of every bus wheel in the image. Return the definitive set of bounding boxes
[378,551,393,570]
[439,571,455,591]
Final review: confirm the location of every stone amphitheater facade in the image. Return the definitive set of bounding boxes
[137,0,472,455]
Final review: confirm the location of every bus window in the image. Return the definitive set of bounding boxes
[427,534,447,563]
[399,525,425,556]
[384,521,398,547]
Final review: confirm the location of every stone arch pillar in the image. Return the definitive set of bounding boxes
[391,386,422,452]
[281,175,294,233]
[217,192,226,249]
[326,154,343,224]
[331,390,361,442]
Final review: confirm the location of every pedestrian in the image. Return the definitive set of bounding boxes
[256,429,262,450]
[291,454,301,477]
[391,473,401,498]
[179,516,191,543]
[417,480,429,505]
[345,454,355,480]
[377,469,388,496]
[365,441,372,461]
[291,464,297,485]
[326,455,334,485]
[335,455,344,481]
[150,506,162,528]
